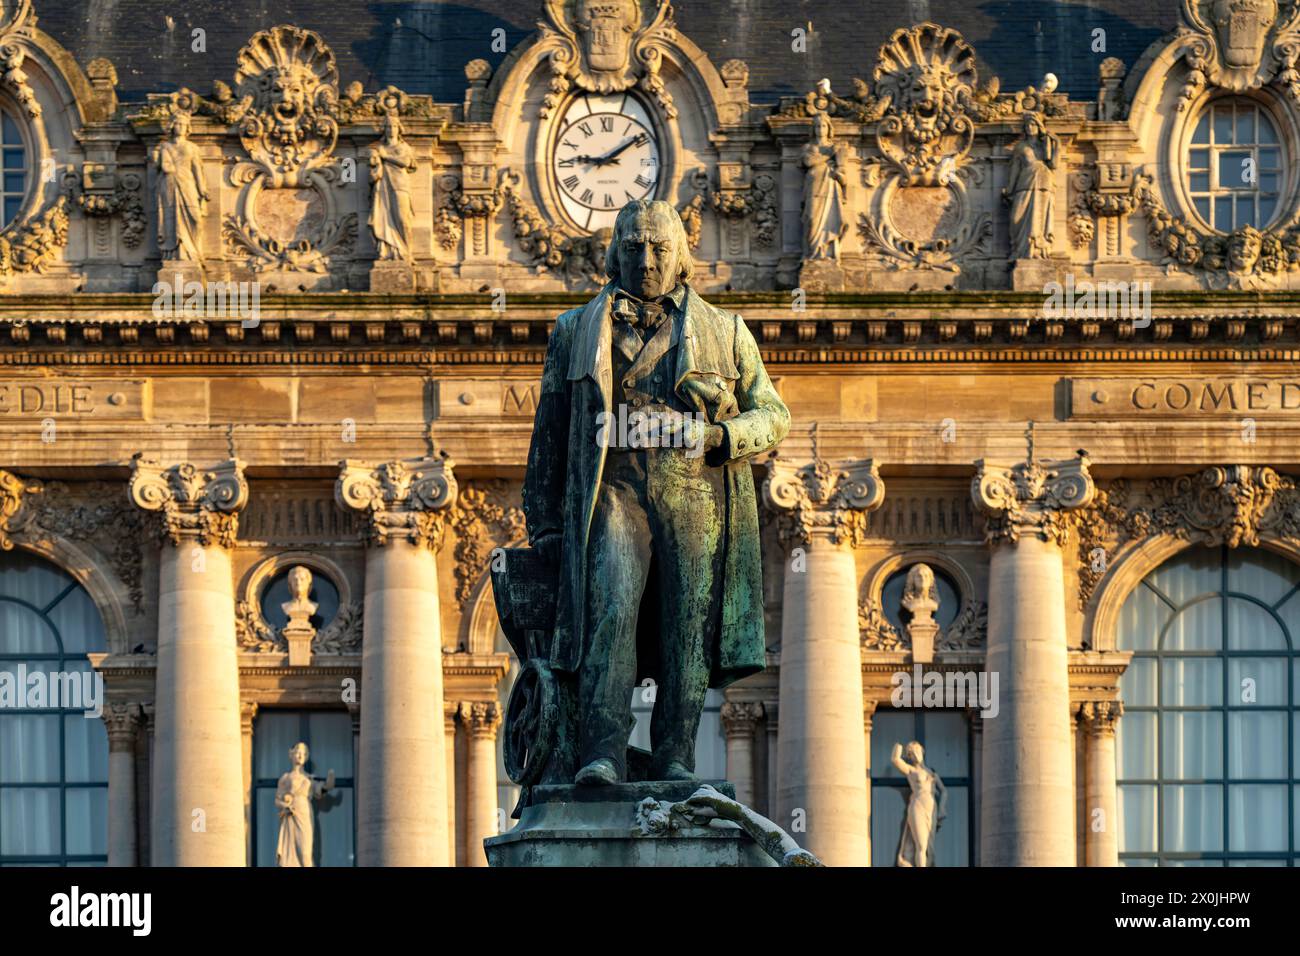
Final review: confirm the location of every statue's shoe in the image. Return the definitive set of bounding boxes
[575,757,619,786]
[656,761,699,782]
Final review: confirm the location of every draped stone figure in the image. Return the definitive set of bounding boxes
[1004,112,1060,259]
[275,742,335,867]
[800,112,848,260]
[892,741,947,867]
[368,112,417,262]
[150,112,209,263]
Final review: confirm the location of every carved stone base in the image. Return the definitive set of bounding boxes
[369,262,417,292]
[155,261,205,291]
[797,259,846,293]
[1010,257,1071,292]
[484,781,777,867]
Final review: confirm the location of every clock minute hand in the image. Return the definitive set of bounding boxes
[594,134,644,167]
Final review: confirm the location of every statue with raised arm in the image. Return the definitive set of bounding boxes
[891,740,947,867]
[150,112,210,264]
[275,742,336,867]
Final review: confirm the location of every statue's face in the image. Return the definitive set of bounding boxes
[905,68,948,133]
[268,68,308,121]
[906,742,924,764]
[290,743,308,767]
[616,210,678,300]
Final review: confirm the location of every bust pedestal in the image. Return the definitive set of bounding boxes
[484,781,777,867]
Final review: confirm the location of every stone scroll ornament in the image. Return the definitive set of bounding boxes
[1176,0,1300,109]
[127,457,250,548]
[220,26,359,273]
[537,0,678,119]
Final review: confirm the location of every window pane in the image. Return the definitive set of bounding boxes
[1236,196,1256,228]
[1219,152,1251,189]
[65,788,107,856]
[1163,784,1224,851]
[1189,172,1210,193]
[46,586,106,654]
[63,714,108,783]
[2,148,22,169]
[254,712,304,780]
[1165,599,1223,651]
[1228,712,1287,778]
[932,784,968,867]
[2,171,22,194]
[870,784,907,866]
[1235,109,1255,143]
[920,711,968,777]
[0,603,57,654]
[1229,785,1287,852]
[1259,147,1280,167]
[1162,712,1223,779]
[316,786,354,867]
[1163,658,1223,706]
[1192,113,1209,144]
[1150,549,1220,606]
[1227,598,1285,650]
[304,712,353,777]
[0,714,60,783]
[0,554,72,617]
[1118,710,1157,778]
[0,788,59,854]
[1117,584,1171,651]
[1259,172,1279,193]
[1227,657,1288,706]
[1194,197,1211,222]
[1,113,19,145]
[1119,784,1157,852]
[870,710,916,780]
[1214,106,1233,143]
[1121,658,1157,706]
[1259,196,1277,225]
[1189,148,1209,169]
[1259,114,1279,143]
[254,787,280,867]
[1215,196,1233,229]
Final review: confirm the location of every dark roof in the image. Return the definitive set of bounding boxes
[40,0,1177,107]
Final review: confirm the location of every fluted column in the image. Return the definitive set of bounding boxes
[1081,700,1123,867]
[764,457,885,867]
[239,701,258,865]
[444,701,458,865]
[130,458,249,867]
[461,700,501,868]
[102,703,141,867]
[972,447,1094,866]
[337,456,457,867]
[721,701,764,808]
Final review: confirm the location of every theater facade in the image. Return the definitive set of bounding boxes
[0,0,1297,867]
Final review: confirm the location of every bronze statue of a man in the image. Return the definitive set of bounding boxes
[522,199,789,785]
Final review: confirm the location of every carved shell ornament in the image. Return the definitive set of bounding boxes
[539,0,677,118]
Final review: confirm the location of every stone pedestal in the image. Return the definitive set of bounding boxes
[129,457,249,867]
[484,782,777,867]
[369,261,417,292]
[972,447,1094,866]
[763,457,884,867]
[336,456,458,867]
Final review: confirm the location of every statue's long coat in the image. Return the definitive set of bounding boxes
[522,282,790,688]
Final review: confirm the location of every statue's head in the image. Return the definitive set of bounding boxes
[605,199,693,300]
[905,740,924,765]
[288,565,313,602]
[290,741,309,767]
[1021,111,1044,139]
[382,111,402,144]
[811,112,834,145]
[167,112,192,141]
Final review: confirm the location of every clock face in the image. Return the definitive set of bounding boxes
[551,93,661,232]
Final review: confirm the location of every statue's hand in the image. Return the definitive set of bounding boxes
[682,784,737,819]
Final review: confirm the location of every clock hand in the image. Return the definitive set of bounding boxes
[593,134,646,167]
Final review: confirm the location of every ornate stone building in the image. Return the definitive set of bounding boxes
[0,0,1297,866]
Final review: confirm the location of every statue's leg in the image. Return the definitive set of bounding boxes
[646,462,725,777]
[578,472,652,780]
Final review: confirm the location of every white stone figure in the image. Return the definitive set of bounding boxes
[150,112,210,263]
[1004,111,1060,259]
[281,565,318,667]
[800,112,848,260]
[902,563,940,663]
[368,112,417,262]
[891,740,947,867]
[275,741,335,867]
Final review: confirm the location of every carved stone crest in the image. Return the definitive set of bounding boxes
[1177,0,1300,104]
[539,0,677,118]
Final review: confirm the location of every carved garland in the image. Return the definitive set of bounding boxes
[858,596,988,651]
[447,480,525,610]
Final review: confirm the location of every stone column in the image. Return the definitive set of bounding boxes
[720,701,764,808]
[461,700,501,868]
[764,703,779,818]
[130,458,249,867]
[444,701,459,866]
[1081,700,1123,867]
[971,447,1094,866]
[337,456,458,867]
[764,457,884,867]
[102,703,141,867]
[863,701,876,867]
[239,701,258,865]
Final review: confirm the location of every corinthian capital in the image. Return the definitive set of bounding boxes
[1080,699,1123,737]
[720,700,765,737]
[0,468,42,550]
[763,456,884,550]
[128,457,249,548]
[972,452,1094,547]
[459,700,501,738]
[101,702,143,752]
[335,455,459,549]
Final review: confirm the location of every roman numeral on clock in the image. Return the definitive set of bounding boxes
[563,175,580,190]
[604,194,615,207]
[580,188,593,203]
[578,122,593,137]
[635,174,653,189]
[600,116,613,132]
[562,139,578,151]
[557,158,575,168]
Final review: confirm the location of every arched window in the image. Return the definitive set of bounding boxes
[1186,99,1284,231]
[0,111,27,228]
[0,549,108,865]
[1116,546,1298,865]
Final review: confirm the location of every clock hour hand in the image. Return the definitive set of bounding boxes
[593,134,647,167]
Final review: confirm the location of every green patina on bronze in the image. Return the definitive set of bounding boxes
[494,200,788,796]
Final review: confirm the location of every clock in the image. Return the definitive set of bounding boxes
[550,92,661,232]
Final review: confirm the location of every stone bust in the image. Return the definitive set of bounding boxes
[521,198,790,785]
